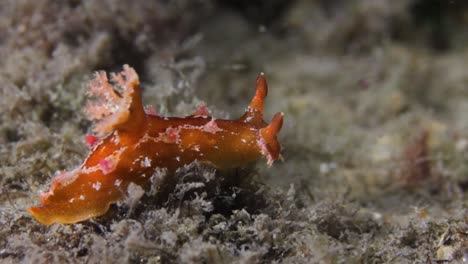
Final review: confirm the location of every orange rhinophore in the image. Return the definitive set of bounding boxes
[28,65,284,225]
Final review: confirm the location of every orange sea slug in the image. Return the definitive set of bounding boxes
[28,65,284,225]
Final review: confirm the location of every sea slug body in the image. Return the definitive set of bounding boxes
[28,65,284,225]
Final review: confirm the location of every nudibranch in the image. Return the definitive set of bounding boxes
[28,65,283,225]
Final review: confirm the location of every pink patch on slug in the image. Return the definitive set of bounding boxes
[165,127,179,143]
[145,105,158,116]
[85,135,99,148]
[203,119,223,134]
[193,105,209,116]
[99,159,114,174]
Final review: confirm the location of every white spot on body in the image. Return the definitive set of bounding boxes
[69,198,75,203]
[115,179,122,187]
[111,131,120,144]
[79,195,85,200]
[141,157,152,168]
[92,181,102,191]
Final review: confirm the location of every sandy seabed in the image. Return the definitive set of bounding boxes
[0,0,466,263]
